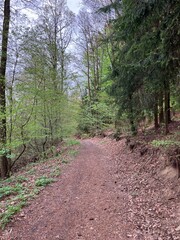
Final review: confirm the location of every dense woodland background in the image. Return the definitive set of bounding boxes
[0,0,180,178]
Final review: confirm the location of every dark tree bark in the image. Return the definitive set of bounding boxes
[154,110,159,130]
[128,94,137,135]
[167,90,171,123]
[164,81,170,135]
[0,0,10,178]
[154,95,159,130]
[158,91,164,124]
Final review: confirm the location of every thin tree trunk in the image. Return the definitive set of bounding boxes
[86,42,91,100]
[0,0,10,178]
[164,81,170,134]
[167,90,171,123]
[158,91,164,124]
[128,95,137,135]
[60,49,65,93]
[154,101,159,130]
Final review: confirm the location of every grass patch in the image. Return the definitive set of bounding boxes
[27,168,36,175]
[0,202,26,229]
[0,184,23,199]
[50,167,61,177]
[35,176,55,187]
[65,138,80,147]
[68,149,78,157]
[62,159,69,164]
[151,139,180,148]
[0,175,55,229]
[16,175,28,183]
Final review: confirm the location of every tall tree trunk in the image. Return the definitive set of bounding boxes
[164,81,170,134]
[154,94,159,130]
[0,0,10,178]
[158,91,164,124]
[167,90,171,123]
[86,42,91,100]
[128,95,137,135]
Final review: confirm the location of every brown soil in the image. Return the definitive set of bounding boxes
[1,137,180,239]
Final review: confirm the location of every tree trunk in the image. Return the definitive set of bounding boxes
[128,95,137,135]
[0,0,10,178]
[154,96,159,130]
[158,91,164,124]
[167,90,171,123]
[164,81,170,135]
[86,42,91,100]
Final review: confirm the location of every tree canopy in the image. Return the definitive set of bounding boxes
[0,0,179,178]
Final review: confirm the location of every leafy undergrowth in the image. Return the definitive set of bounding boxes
[0,138,80,229]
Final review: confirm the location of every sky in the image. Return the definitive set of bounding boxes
[67,0,82,14]
[20,0,82,21]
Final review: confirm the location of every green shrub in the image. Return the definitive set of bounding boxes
[35,176,54,187]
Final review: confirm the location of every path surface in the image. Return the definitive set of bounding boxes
[2,138,180,240]
[2,139,133,240]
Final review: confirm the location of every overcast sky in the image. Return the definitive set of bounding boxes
[67,0,82,14]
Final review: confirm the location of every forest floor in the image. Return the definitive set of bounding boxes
[1,121,180,240]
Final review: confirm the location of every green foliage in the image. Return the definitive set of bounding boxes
[65,139,80,147]
[35,176,55,187]
[50,167,61,177]
[151,140,180,148]
[68,150,78,157]
[101,0,180,133]
[27,168,36,175]
[0,185,22,199]
[2,175,28,185]
[16,175,28,183]
[0,1,80,177]
[78,95,115,135]
[0,148,11,157]
[62,159,69,164]
[0,202,26,229]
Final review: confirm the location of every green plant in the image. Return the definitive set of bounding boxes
[62,159,69,164]
[3,177,14,183]
[0,202,26,229]
[151,140,180,148]
[65,139,80,147]
[32,188,41,195]
[0,184,23,199]
[27,168,36,175]
[35,176,55,187]
[68,149,78,157]
[16,175,28,183]
[0,148,10,156]
[50,167,61,177]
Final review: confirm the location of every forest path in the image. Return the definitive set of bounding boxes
[2,138,133,240]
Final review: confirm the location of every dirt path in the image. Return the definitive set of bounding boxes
[2,138,180,240]
[2,139,133,240]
